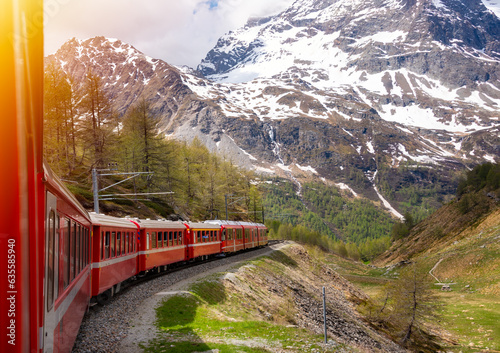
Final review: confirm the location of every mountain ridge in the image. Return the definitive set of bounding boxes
[46,0,499,220]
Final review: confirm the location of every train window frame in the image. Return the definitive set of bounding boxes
[179,231,183,245]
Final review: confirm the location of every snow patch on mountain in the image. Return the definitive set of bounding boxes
[481,0,500,17]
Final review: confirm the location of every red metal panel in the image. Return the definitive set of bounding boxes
[141,247,187,270]
[93,256,137,296]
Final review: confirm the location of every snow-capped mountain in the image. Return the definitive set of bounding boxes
[46,0,500,217]
[198,0,500,133]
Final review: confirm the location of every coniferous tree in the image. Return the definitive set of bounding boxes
[380,262,441,346]
[80,70,115,168]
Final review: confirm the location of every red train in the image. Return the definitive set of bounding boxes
[89,215,268,307]
[0,1,268,352]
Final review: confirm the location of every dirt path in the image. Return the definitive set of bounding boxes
[115,242,291,353]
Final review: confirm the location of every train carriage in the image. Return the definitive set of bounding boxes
[184,222,222,260]
[89,213,140,303]
[240,222,259,250]
[137,220,188,273]
[204,221,245,254]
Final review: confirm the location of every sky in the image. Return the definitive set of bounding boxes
[44,0,294,68]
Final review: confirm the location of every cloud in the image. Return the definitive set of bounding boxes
[44,0,293,67]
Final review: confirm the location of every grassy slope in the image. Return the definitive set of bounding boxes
[370,193,500,352]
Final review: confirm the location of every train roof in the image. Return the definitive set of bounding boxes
[89,213,140,229]
[134,218,187,230]
[204,220,266,227]
[184,222,221,229]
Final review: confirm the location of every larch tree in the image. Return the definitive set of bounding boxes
[121,98,164,191]
[80,70,116,169]
[382,262,441,347]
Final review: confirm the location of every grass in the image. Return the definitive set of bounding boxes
[147,292,338,353]
[438,293,500,352]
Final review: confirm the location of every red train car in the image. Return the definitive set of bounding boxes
[204,221,243,253]
[137,220,188,273]
[184,222,222,260]
[90,214,139,303]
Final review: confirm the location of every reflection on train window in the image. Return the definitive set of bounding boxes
[117,232,121,255]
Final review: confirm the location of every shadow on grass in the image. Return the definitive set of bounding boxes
[142,281,271,353]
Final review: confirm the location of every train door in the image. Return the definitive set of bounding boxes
[43,191,58,353]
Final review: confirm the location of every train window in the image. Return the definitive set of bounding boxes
[83,228,87,267]
[158,232,163,247]
[105,231,110,259]
[63,219,70,289]
[117,232,121,255]
[179,231,183,245]
[76,225,80,275]
[47,210,56,310]
[162,232,167,247]
[221,229,226,241]
[111,232,116,257]
[81,225,85,271]
[172,231,177,245]
[71,223,76,281]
